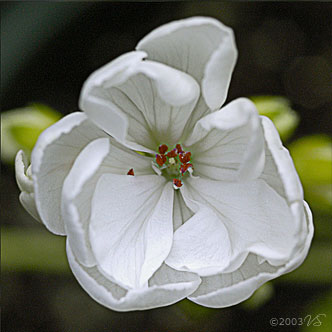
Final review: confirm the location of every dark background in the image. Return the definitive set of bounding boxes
[2,2,332,332]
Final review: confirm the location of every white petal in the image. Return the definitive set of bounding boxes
[15,150,41,222]
[202,30,238,110]
[166,203,232,276]
[19,192,41,222]
[62,138,110,266]
[259,116,310,249]
[189,202,313,308]
[137,16,237,110]
[185,98,265,182]
[15,150,34,193]
[31,112,105,235]
[172,190,194,231]
[179,177,299,273]
[67,243,201,311]
[89,174,174,288]
[62,137,154,267]
[79,51,199,152]
[260,116,303,203]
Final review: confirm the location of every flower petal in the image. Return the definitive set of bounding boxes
[137,16,237,110]
[188,202,313,307]
[15,150,41,222]
[89,174,174,289]
[260,116,303,203]
[202,33,238,110]
[172,190,194,231]
[67,243,201,311]
[15,150,33,192]
[31,112,105,235]
[62,137,154,267]
[61,138,110,267]
[185,98,265,182]
[79,51,199,152]
[174,176,299,275]
[19,192,40,222]
[259,116,309,249]
[166,202,232,276]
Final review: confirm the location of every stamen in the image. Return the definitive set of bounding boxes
[127,168,134,176]
[179,151,191,164]
[158,144,168,154]
[176,144,183,154]
[180,163,193,174]
[155,154,167,166]
[166,149,177,158]
[173,178,183,189]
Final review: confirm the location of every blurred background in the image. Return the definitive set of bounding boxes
[1,2,332,332]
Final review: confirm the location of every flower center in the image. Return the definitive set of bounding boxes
[153,143,194,189]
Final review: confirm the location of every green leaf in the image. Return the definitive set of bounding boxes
[250,95,299,142]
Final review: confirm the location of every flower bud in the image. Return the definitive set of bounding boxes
[1,104,61,164]
[250,95,299,142]
[289,135,332,213]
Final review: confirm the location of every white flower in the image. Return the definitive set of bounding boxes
[15,17,313,311]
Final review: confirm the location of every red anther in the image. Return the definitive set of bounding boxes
[179,151,191,164]
[180,163,193,174]
[127,168,134,176]
[167,149,177,158]
[156,154,167,167]
[173,178,183,188]
[176,144,183,153]
[158,144,168,154]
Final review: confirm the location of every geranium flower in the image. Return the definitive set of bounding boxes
[15,17,313,311]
